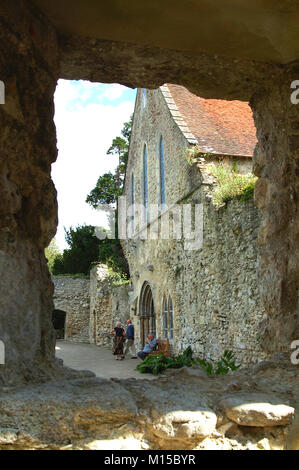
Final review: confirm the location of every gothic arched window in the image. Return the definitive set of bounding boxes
[162,295,174,340]
[168,295,174,340]
[159,136,166,205]
[130,173,135,234]
[163,297,168,339]
[143,144,148,222]
[142,88,147,109]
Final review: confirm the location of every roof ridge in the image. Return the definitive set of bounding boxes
[160,84,198,145]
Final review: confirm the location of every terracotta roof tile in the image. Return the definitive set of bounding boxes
[165,84,257,157]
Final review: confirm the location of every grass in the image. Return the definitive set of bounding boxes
[209,163,257,207]
[53,273,88,278]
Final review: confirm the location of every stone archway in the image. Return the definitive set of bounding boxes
[0,1,298,386]
[139,282,156,347]
[52,309,66,340]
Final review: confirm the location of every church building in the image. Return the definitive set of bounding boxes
[123,84,267,364]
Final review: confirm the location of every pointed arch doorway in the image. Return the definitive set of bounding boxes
[139,282,156,347]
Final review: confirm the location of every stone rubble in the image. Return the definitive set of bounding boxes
[0,355,297,450]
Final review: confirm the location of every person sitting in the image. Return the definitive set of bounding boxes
[137,333,157,360]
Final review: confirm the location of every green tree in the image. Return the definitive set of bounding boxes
[45,238,61,274]
[86,115,133,208]
[85,116,133,278]
[85,172,120,208]
[52,225,99,275]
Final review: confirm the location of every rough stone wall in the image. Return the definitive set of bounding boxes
[124,88,267,364]
[52,276,90,343]
[125,197,267,364]
[126,88,199,218]
[0,1,59,386]
[89,265,130,348]
[251,66,299,353]
[1,0,298,386]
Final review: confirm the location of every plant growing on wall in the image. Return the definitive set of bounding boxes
[209,163,257,207]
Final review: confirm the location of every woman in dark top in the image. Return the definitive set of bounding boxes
[110,322,126,360]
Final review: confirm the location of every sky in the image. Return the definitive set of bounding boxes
[52,80,136,250]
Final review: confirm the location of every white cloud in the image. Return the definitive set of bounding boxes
[52,80,135,250]
[100,84,127,101]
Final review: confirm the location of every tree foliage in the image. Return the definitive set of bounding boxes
[86,115,133,208]
[85,172,120,208]
[52,225,99,275]
[45,238,61,274]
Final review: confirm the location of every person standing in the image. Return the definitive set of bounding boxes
[110,321,126,360]
[124,319,137,359]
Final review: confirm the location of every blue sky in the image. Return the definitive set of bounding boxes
[52,80,136,250]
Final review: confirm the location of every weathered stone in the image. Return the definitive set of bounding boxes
[0,0,298,394]
[123,87,267,363]
[89,265,130,347]
[153,409,217,440]
[0,357,297,450]
[53,276,90,343]
[219,392,295,427]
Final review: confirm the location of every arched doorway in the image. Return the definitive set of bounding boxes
[139,282,156,347]
[52,309,66,340]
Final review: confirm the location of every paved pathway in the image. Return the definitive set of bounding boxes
[55,340,157,380]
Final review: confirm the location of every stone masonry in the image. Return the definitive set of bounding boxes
[52,276,90,343]
[89,265,130,348]
[52,266,130,348]
[124,87,268,363]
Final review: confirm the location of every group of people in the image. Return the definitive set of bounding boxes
[110,319,157,361]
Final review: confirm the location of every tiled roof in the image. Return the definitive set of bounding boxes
[161,84,257,157]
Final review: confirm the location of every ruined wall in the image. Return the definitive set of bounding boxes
[125,196,267,364]
[52,276,90,343]
[251,66,299,353]
[0,1,59,386]
[0,1,298,386]
[89,265,130,348]
[124,88,267,363]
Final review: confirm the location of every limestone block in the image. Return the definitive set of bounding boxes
[153,409,217,440]
[219,393,295,427]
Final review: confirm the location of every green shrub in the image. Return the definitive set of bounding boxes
[195,350,241,376]
[136,347,240,376]
[210,163,257,207]
[137,346,194,375]
[107,267,129,286]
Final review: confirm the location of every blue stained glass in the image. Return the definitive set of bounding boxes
[130,173,135,233]
[160,136,166,205]
[142,88,146,108]
[131,173,135,206]
[143,145,148,221]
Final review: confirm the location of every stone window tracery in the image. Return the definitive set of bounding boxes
[162,295,174,340]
